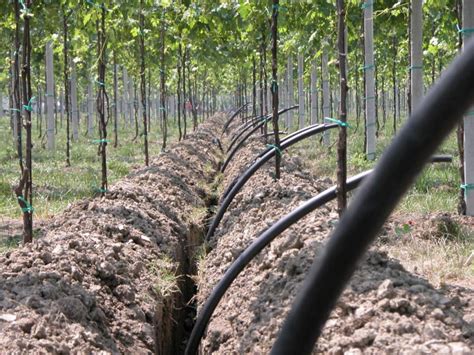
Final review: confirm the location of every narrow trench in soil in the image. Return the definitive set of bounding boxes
[167,158,222,354]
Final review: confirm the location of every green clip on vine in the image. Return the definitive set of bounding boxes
[267,144,283,157]
[18,195,34,214]
[324,117,350,128]
[23,96,36,112]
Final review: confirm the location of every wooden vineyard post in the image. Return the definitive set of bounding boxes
[298,52,305,129]
[410,0,423,111]
[71,63,79,141]
[322,46,330,145]
[46,41,55,150]
[287,55,294,130]
[363,0,376,160]
[462,0,474,215]
[87,78,94,136]
[311,58,318,125]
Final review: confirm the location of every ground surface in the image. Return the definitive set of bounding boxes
[196,118,474,354]
[0,113,473,354]
[0,115,223,353]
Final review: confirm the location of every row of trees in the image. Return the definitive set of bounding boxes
[0,0,471,243]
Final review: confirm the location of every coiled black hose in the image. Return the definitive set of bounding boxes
[271,36,474,355]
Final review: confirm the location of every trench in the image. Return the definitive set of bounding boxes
[157,148,223,354]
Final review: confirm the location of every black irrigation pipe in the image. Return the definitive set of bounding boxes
[227,114,268,153]
[222,122,333,201]
[221,106,299,173]
[209,124,339,241]
[185,154,449,355]
[227,106,298,154]
[222,103,249,135]
[271,37,474,355]
[185,170,369,355]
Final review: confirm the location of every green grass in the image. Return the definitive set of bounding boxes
[286,114,460,214]
[0,114,183,220]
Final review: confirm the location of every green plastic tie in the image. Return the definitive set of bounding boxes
[45,93,54,97]
[363,96,376,101]
[23,96,36,112]
[95,80,105,87]
[409,65,423,71]
[461,183,474,197]
[361,1,373,9]
[324,117,350,128]
[18,195,34,213]
[457,24,474,36]
[93,186,108,193]
[158,107,166,111]
[271,80,278,93]
[465,110,474,117]
[18,0,32,16]
[91,138,110,144]
[360,64,374,71]
[8,108,21,113]
[267,144,283,156]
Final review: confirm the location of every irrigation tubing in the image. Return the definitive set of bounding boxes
[222,103,249,135]
[270,36,474,355]
[209,124,339,241]
[221,106,300,173]
[185,170,370,355]
[185,154,449,355]
[222,121,337,201]
[227,106,299,153]
[227,114,268,153]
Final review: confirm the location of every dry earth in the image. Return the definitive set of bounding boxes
[197,123,474,354]
[0,115,224,354]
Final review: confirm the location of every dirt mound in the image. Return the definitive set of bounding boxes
[0,115,224,354]
[197,136,474,354]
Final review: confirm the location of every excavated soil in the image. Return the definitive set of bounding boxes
[197,133,474,354]
[0,115,224,354]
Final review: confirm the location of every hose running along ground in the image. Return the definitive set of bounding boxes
[271,33,474,355]
[207,123,338,241]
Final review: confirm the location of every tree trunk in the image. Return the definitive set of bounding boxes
[182,46,187,139]
[271,0,281,179]
[139,1,149,165]
[160,13,167,151]
[113,55,119,148]
[18,0,33,244]
[177,42,183,141]
[336,0,348,215]
[97,7,108,196]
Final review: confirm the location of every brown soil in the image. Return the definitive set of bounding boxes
[0,115,224,354]
[197,134,474,354]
